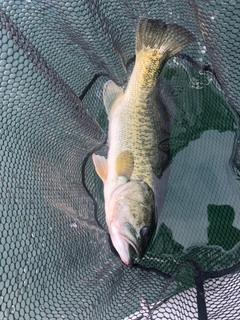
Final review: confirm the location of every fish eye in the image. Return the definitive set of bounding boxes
[140,226,150,238]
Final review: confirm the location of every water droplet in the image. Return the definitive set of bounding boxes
[25,284,30,292]
[31,233,35,238]
[190,77,201,89]
[10,305,15,314]
[172,57,179,65]
[95,90,102,100]
[70,223,77,228]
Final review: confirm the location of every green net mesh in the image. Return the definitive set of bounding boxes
[0,0,240,319]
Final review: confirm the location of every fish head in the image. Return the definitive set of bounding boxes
[107,180,155,266]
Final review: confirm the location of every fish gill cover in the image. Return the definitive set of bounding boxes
[0,0,239,319]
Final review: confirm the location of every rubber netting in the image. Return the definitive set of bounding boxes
[0,0,239,319]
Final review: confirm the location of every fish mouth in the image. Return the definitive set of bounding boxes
[109,223,149,266]
[122,235,142,259]
[121,223,147,259]
[122,224,152,260]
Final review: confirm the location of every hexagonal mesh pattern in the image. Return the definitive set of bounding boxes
[0,1,240,319]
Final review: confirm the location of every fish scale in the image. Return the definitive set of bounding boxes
[113,107,160,189]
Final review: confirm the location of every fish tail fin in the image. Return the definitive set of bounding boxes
[136,18,195,60]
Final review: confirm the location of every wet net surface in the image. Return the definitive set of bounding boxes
[0,0,240,319]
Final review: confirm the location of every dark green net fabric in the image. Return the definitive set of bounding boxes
[0,0,240,319]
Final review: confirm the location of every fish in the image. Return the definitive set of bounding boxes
[92,19,195,266]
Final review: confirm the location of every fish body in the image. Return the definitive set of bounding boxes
[93,19,194,266]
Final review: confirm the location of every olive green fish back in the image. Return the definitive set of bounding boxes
[0,1,239,319]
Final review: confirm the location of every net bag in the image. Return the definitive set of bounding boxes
[0,1,239,319]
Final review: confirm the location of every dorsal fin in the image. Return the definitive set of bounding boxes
[92,154,108,182]
[115,151,134,180]
[103,80,123,116]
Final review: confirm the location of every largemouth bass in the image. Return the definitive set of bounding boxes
[93,19,194,266]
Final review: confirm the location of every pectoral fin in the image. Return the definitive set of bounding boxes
[92,154,108,181]
[116,151,134,180]
[152,166,171,243]
[103,80,124,116]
